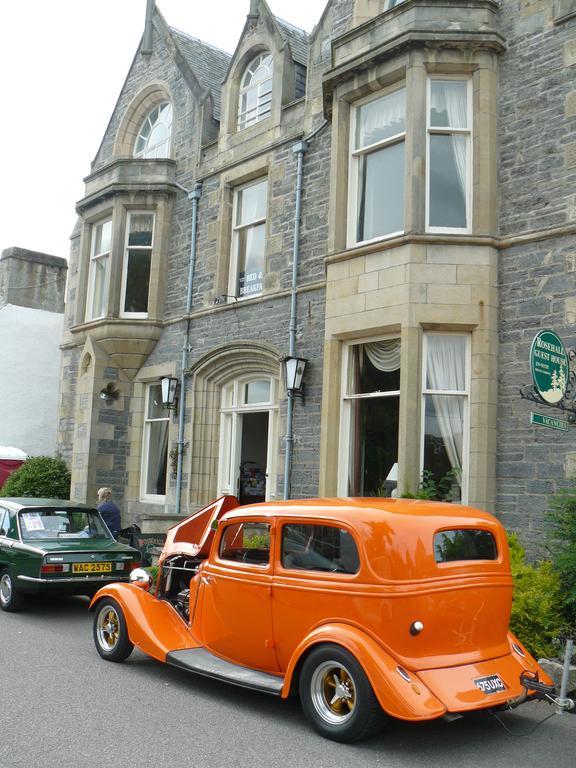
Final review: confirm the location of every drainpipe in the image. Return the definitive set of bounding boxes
[175,183,202,515]
[283,140,308,500]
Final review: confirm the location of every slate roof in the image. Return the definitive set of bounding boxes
[170,27,232,120]
[275,17,310,67]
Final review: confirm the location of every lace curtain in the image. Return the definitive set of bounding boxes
[426,336,466,475]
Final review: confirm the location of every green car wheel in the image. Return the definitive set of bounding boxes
[0,568,24,612]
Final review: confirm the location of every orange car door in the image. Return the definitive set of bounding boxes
[197,519,279,672]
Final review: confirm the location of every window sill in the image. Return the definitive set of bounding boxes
[327,232,498,264]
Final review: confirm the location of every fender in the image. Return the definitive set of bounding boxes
[90,583,197,662]
[281,623,446,721]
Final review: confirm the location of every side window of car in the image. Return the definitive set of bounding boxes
[7,511,18,540]
[0,509,7,537]
[219,521,271,565]
[281,524,360,574]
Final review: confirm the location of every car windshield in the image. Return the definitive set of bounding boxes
[18,508,112,540]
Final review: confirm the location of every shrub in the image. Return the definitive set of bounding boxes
[508,533,567,659]
[0,456,71,499]
[548,485,576,628]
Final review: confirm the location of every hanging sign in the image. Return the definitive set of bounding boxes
[529,329,569,404]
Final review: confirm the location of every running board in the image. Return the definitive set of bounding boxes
[166,648,284,696]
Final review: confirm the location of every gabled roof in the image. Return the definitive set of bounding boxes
[170,27,232,120]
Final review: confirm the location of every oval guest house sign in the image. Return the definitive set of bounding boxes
[530,329,569,404]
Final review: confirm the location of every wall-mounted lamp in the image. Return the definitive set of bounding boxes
[160,376,179,411]
[281,356,308,394]
[99,382,120,402]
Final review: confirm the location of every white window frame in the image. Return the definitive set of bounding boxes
[134,102,173,159]
[217,376,279,501]
[228,178,267,301]
[237,53,273,131]
[338,335,401,496]
[420,332,471,504]
[140,382,170,503]
[85,218,112,321]
[425,76,473,234]
[347,86,406,248]
[120,210,155,319]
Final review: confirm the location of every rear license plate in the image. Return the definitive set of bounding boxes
[474,674,507,695]
[72,562,112,574]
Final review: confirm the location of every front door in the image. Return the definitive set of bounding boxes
[197,519,279,672]
[218,377,278,503]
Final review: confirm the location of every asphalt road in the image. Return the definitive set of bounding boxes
[0,595,574,768]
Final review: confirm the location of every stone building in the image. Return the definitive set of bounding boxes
[57,0,576,549]
[1,247,67,456]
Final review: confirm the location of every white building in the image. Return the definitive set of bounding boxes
[0,248,67,456]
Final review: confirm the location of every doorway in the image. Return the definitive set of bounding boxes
[238,412,268,504]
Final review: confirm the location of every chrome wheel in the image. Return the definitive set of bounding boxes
[96,605,120,651]
[310,660,356,725]
[299,644,385,742]
[93,599,134,662]
[0,573,12,607]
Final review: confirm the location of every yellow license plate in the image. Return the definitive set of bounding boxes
[72,562,112,574]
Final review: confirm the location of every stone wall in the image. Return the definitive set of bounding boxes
[496,3,576,550]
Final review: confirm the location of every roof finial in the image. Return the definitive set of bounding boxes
[142,0,155,56]
[248,0,259,27]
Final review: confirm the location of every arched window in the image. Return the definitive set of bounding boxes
[238,53,273,130]
[134,102,173,159]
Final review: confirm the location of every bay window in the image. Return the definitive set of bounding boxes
[350,88,406,245]
[229,179,267,300]
[120,212,155,317]
[422,334,469,502]
[427,78,471,232]
[86,218,112,321]
[340,338,401,496]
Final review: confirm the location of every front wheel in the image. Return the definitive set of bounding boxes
[299,644,385,742]
[93,599,134,662]
[0,569,24,612]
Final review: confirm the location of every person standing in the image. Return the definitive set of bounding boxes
[97,487,121,537]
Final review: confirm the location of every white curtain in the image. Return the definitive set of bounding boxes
[426,336,465,475]
[365,339,401,372]
[357,89,405,148]
[430,81,467,201]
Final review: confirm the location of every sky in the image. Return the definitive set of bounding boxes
[0,0,328,261]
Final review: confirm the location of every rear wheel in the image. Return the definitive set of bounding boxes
[299,644,385,742]
[0,568,24,612]
[93,599,134,662]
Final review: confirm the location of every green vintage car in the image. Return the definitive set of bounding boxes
[0,498,141,611]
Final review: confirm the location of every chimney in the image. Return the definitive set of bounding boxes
[142,0,155,56]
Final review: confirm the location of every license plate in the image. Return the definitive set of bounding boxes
[474,674,507,695]
[72,562,112,574]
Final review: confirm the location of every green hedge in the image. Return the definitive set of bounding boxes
[0,456,71,500]
[508,533,567,659]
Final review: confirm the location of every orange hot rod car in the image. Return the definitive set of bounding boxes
[90,496,567,742]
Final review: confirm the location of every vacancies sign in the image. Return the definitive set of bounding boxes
[530,329,569,404]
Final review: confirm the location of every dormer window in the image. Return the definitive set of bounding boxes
[134,102,173,158]
[238,53,273,131]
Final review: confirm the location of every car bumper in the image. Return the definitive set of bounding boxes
[416,651,554,713]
